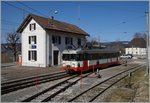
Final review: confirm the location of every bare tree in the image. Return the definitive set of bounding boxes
[142,33,147,41]
[133,32,146,40]
[6,32,20,61]
[133,32,142,38]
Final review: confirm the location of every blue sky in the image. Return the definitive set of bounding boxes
[1,1,149,43]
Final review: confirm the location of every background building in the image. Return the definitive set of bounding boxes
[125,38,146,57]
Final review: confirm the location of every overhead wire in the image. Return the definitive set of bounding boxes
[2,2,146,36]
[98,3,147,13]
[1,19,21,25]
[3,1,146,27]
[17,1,49,17]
[99,15,145,32]
[3,1,30,13]
[2,1,50,34]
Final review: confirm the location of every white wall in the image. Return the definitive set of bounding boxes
[22,19,87,67]
[125,47,146,56]
[46,30,86,66]
[22,19,46,67]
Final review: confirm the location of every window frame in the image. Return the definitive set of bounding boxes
[52,35,61,44]
[30,23,36,31]
[62,54,83,61]
[65,37,73,45]
[77,38,81,46]
[29,36,36,44]
[28,50,37,61]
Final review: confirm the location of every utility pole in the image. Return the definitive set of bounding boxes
[145,12,149,75]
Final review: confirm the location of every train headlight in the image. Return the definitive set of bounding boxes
[62,63,65,66]
[78,63,80,67]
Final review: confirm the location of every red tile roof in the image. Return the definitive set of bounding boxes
[128,38,146,48]
[17,14,89,36]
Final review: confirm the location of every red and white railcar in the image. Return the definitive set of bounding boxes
[62,49,120,73]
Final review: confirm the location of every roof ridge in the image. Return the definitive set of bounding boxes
[30,13,81,28]
[17,13,89,36]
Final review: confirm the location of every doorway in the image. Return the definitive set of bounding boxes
[53,50,59,65]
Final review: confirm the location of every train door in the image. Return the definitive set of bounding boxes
[53,50,59,65]
[83,53,88,71]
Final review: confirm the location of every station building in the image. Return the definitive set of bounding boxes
[17,14,89,67]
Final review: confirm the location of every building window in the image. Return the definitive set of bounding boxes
[29,36,36,44]
[136,52,138,54]
[28,51,37,61]
[77,38,81,46]
[52,36,61,44]
[65,37,73,45]
[29,23,36,31]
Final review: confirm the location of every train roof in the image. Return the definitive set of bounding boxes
[77,49,119,54]
[63,49,119,54]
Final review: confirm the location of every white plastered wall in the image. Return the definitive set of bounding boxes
[22,19,46,67]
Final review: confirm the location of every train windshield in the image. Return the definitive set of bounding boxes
[62,54,83,61]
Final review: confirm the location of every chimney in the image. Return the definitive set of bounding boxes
[48,18,53,26]
[51,16,54,20]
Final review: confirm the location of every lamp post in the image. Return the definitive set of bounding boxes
[50,10,58,19]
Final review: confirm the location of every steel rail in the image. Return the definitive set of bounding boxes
[68,64,145,102]
[89,65,145,102]
[1,72,70,95]
[22,72,91,102]
[89,75,128,102]
[2,71,66,85]
[21,74,78,102]
[2,72,67,89]
[42,73,91,102]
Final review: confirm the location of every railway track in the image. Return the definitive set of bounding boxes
[21,72,91,102]
[67,64,146,102]
[20,64,145,102]
[1,64,128,95]
[1,71,70,95]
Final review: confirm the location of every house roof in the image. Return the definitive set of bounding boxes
[17,14,89,36]
[128,38,146,48]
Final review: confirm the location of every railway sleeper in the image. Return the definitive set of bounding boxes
[2,74,71,95]
[2,73,68,89]
[42,79,81,102]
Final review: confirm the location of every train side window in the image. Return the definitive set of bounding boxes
[114,53,116,57]
[98,53,101,59]
[102,53,104,59]
[89,54,93,60]
[70,54,76,61]
[62,54,70,61]
[83,53,88,60]
[106,53,108,58]
[76,54,83,61]
[109,53,111,58]
[111,53,113,58]
[95,54,97,60]
[102,53,106,59]
[90,54,92,60]
[108,53,110,58]
[76,54,80,61]
[94,53,97,60]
